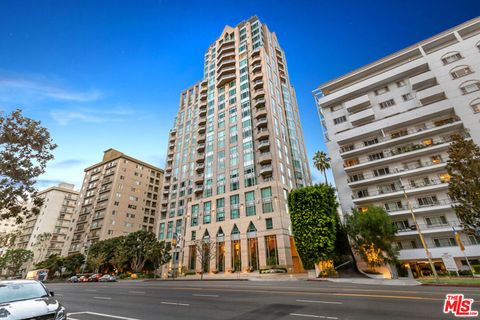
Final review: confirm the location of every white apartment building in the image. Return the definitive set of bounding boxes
[314,17,480,276]
[16,183,79,267]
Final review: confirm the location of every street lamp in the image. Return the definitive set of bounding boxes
[399,178,438,279]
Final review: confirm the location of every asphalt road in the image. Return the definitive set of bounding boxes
[44,280,480,320]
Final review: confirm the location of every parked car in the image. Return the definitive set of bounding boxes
[78,276,89,282]
[88,274,102,282]
[67,275,79,283]
[0,280,66,320]
[99,275,117,282]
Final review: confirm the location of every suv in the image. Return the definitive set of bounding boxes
[0,280,66,320]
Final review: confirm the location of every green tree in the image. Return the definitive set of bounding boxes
[149,241,171,277]
[345,206,398,271]
[124,230,161,273]
[0,230,20,251]
[34,254,64,276]
[446,134,480,235]
[63,253,85,274]
[0,109,57,224]
[32,232,52,264]
[312,151,331,184]
[288,184,338,269]
[88,252,106,273]
[1,248,34,276]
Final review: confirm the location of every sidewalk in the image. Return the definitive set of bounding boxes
[146,272,309,281]
[309,277,421,286]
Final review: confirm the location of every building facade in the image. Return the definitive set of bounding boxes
[159,16,311,274]
[67,149,164,254]
[314,17,480,275]
[16,183,79,265]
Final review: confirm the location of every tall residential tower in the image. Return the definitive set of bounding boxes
[314,17,480,275]
[160,16,311,274]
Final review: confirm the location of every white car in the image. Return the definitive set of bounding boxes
[0,280,66,320]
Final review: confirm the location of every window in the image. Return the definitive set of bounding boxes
[191,204,199,226]
[261,187,273,213]
[439,173,451,183]
[245,191,256,216]
[266,218,273,230]
[393,220,410,231]
[203,202,211,224]
[230,195,240,219]
[402,93,413,101]
[450,66,473,79]
[333,115,347,125]
[460,80,480,95]
[265,235,279,266]
[374,86,389,95]
[470,99,480,113]
[396,80,406,87]
[340,144,354,153]
[344,158,359,167]
[417,195,438,207]
[368,152,384,161]
[216,198,225,222]
[425,215,447,227]
[356,189,369,198]
[363,137,378,146]
[441,52,462,65]
[373,167,390,177]
[191,231,196,241]
[434,237,456,247]
[379,99,395,109]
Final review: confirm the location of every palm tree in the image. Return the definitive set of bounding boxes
[313,150,331,184]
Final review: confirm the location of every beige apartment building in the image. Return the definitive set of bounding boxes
[16,183,78,266]
[159,16,311,274]
[68,149,164,254]
[314,17,480,276]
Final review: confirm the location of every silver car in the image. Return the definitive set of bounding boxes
[0,280,66,320]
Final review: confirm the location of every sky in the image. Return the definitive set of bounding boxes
[0,0,479,190]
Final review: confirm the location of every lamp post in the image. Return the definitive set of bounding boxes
[81,240,91,273]
[399,178,438,279]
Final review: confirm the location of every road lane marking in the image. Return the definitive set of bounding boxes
[128,291,146,294]
[333,293,442,301]
[192,294,219,297]
[85,289,97,292]
[161,301,190,306]
[55,293,64,296]
[296,299,342,304]
[290,313,338,319]
[93,296,112,300]
[69,311,140,320]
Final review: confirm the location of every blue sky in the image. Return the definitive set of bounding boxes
[0,0,478,189]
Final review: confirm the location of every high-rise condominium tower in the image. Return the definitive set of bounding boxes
[16,183,78,265]
[314,17,480,276]
[68,149,164,254]
[159,16,311,274]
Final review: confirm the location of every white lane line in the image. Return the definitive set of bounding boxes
[55,293,64,296]
[290,313,338,319]
[161,301,190,306]
[192,294,219,297]
[85,289,97,292]
[128,290,146,294]
[93,296,112,300]
[296,299,342,305]
[75,311,140,320]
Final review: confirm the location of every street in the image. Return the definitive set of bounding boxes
[44,280,479,320]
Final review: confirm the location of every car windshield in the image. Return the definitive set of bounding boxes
[0,282,49,303]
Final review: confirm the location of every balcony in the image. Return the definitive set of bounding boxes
[199,106,207,117]
[347,159,447,187]
[399,244,480,261]
[257,128,269,139]
[252,79,263,89]
[255,106,267,119]
[258,152,272,164]
[256,118,268,128]
[195,153,205,163]
[340,117,462,158]
[344,94,370,112]
[198,125,206,134]
[194,185,204,194]
[253,88,265,100]
[257,139,270,151]
[200,92,208,101]
[251,63,262,72]
[254,98,265,108]
[218,39,235,51]
[252,72,262,82]
[396,220,461,237]
[344,136,456,172]
[198,117,206,126]
[194,174,204,184]
[200,81,208,93]
[196,143,205,152]
[217,65,236,79]
[197,134,206,143]
[260,165,273,176]
[352,178,449,204]
[216,73,236,88]
[168,142,175,149]
[217,58,235,71]
[217,49,235,64]
[195,163,205,172]
[410,71,436,91]
[416,85,446,106]
[385,199,454,217]
[350,108,375,125]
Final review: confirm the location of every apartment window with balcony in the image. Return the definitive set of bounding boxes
[390,129,408,139]
[393,220,410,232]
[402,93,413,101]
[356,189,369,198]
[344,158,359,167]
[450,66,473,79]
[431,155,442,164]
[230,195,240,219]
[470,99,480,113]
[441,52,462,65]
[439,173,451,183]
[333,115,347,125]
[373,167,390,177]
[379,99,395,109]
[340,144,354,153]
[425,215,447,227]
[433,237,456,247]
[368,152,384,161]
[363,137,379,146]
[417,195,438,207]
[460,80,480,95]
[261,187,273,213]
[384,201,403,212]
[374,86,389,95]
[468,235,480,245]
[348,173,364,182]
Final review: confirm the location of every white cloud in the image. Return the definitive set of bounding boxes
[50,108,134,126]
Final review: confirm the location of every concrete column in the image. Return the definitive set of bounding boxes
[258,235,267,269]
[240,236,249,272]
[277,233,293,270]
[224,239,232,271]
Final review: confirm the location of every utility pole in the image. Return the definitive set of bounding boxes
[399,178,438,279]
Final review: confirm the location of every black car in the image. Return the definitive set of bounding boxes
[0,280,66,320]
